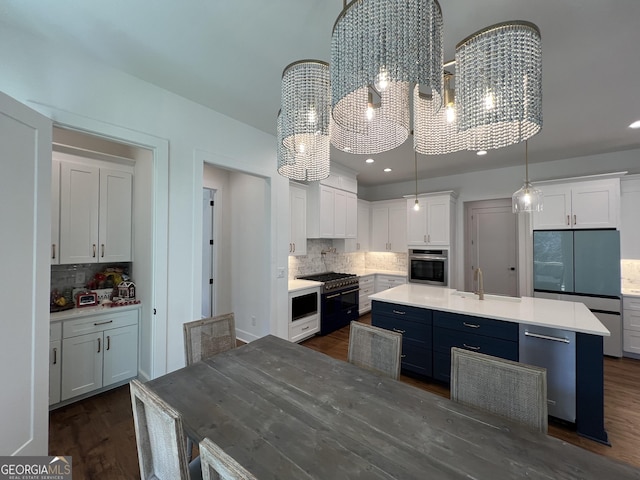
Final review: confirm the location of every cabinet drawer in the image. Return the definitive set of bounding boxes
[290,316,319,343]
[433,327,518,360]
[372,301,431,323]
[401,341,432,377]
[50,322,62,342]
[63,309,138,338]
[624,309,640,331]
[359,300,372,314]
[624,329,640,355]
[374,315,431,346]
[433,311,517,342]
[359,285,374,299]
[359,275,375,288]
[624,296,640,311]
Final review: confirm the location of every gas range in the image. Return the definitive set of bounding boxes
[297,272,359,293]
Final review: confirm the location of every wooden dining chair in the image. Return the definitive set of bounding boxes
[129,379,202,480]
[348,321,402,380]
[183,313,236,365]
[450,347,548,433]
[199,437,257,480]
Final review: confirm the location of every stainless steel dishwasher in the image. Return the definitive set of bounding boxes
[519,324,576,423]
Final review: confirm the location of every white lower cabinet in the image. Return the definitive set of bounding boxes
[375,274,407,292]
[623,296,640,356]
[49,323,62,406]
[57,308,139,403]
[358,275,375,315]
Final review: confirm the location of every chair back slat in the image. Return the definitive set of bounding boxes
[200,437,257,480]
[184,313,236,365]
[348,321,402,380]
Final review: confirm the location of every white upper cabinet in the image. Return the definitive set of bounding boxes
[356,199,370,251]
[51,159,61,264]
[621,175,640,259]
[532,178,620,230]
[406,192,456,246]
[371,200,407,253]
[289,183,307,256]
[306,164,358,239]
[56,153,134,264]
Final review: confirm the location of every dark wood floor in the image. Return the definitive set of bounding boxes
[49,315,640,478]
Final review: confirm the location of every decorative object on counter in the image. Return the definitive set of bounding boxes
[117,281,136,301]
[512,140,543,213]
[76,290,99,308]
[50,288,74,312]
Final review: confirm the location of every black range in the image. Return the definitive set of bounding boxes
[296,272,359,335]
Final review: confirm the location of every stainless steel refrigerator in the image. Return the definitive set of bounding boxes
[532,229,621,356]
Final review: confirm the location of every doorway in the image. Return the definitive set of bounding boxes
[202,188,216,318]
[464,199,519,296]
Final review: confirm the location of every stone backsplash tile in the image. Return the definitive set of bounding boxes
[622,259,640,287]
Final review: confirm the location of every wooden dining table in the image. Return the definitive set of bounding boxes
[145,334,640,479]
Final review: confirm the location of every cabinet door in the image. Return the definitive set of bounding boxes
[356,202,370,251]
[407,198,427,245]
[51,159,60,264]
[60,162,100,263]
[49,340,61,406]
[426,197,450,245]
[388,204,407,252]
[532,185,571,230]
[290,184,307,256]
[345,192,357,239]
[371,207,390,251]
[333,188,347,238]
[621,178,640,258]
[99,169,133,262]
[103,324,138,388]
[61,332,103,401]
[319,185,335,237]
[571,181,619,229]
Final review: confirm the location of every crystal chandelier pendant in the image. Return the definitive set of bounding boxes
[512,181,543,213]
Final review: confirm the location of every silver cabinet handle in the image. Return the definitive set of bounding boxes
[92,244,96,257]
[463,344,481,351]
[53,347,57,365]
[566,215,570,226]
[106,335,111,351]
[101,244,105,258]
[293,243,295,253]
[463,322,480,329]
[392,328,406,334]
[401,354,406,358]
[424,234,427,243]
[524,330,570,344]
[52,244,56,259]
[392,310,406,315]
[302,325,310,331]
[573,214,577,225]
[97,337,101,353]
[428,234,431,243]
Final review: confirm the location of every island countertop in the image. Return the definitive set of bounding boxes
[369,284,609,336]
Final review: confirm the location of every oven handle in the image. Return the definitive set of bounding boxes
[410,255,447,261]
[341,288,360,295]
[326,287,360,299]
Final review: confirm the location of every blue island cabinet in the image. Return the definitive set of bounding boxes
[371,301,432,377]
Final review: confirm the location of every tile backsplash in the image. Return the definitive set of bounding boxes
[621,259,640,288]
[288,239,406,279]
[51,262,132,293]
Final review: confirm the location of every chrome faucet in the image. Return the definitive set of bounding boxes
[474,267,485,300]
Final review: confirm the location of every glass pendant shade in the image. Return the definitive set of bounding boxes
[414,74,466,155]
[456,21,542,151]
[330,0,443,155]
[512,181,543,213]
[278,60,331,181]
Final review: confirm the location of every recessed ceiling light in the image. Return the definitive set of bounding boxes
[344,147,352,152]
[629,120,640,129]
[383,168,392,172]
[365,158,374,164]
[476,150,487,156]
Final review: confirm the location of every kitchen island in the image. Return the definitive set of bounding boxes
[369,284,610,445]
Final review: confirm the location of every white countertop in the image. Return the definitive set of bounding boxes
[622,287,640,298]
[50,302,141,322]
[349,268,406,277]
[288,279,322,293]
[369,284,609,336]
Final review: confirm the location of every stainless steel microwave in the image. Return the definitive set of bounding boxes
[408,249,448,286]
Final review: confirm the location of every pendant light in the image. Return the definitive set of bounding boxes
[512,140,543,213]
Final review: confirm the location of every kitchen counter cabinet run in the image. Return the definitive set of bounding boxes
[371,299,609,445]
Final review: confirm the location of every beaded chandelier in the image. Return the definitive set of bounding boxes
[277,60,331,181]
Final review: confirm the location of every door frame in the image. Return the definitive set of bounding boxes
[32,103,170,380]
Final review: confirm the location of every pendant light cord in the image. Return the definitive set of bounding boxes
[525,140,529,183]
[415,150,418,198]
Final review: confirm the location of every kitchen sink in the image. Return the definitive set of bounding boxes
[451,291,521,303]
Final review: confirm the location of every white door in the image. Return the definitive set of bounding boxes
[0,92,51,455]
[371,207,390,251]
[426,197,450,245]
[466,199,518,297]
[51,159,61,264]
[388,203,407,252]
[103,324,139,387]
[202,188,216,318]
[61,333,104,401]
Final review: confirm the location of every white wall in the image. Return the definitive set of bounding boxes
[0,24,290,376]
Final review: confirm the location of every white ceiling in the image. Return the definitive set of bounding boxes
[3,0,640,186]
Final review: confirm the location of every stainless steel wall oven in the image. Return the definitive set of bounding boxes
[408,249,448,286]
